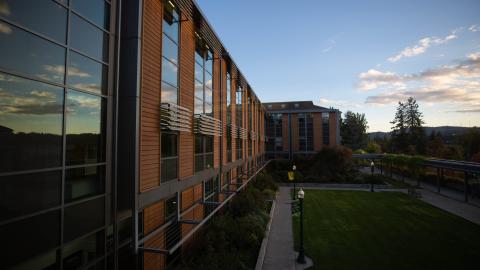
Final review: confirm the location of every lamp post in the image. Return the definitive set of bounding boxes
[292,164,297,199]
[297,188,306,264]
[370,161,375,192]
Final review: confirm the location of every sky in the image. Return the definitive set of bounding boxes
[195,0,480,132]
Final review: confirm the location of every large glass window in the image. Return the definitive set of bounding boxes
[194,35,214,171]
[65,165,105,203]
[195,135,214,172]
[236,87,242,127]
[0,210,61,269]
[161,133,178,182]
[68,51,108,95]
[66,90,106,166]
[0,23,66,84]
[0,0,111,268]
[71,0,110,30]
[226,71,232,162]
[0,170,61,222]
[0,73,63,172]
[0,0,67,43]
[236,87,243,160]
[161,1,180,183]
[63,230,105,269]
[298,113,313,152]
[71,13,108,62]
[64,197,105,242]
[266,113,283,154]
[194,36,213,116]
[322,112,330,145]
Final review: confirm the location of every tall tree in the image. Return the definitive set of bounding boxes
[390,101,408,152]
[404,97,427,154]
[341,111,368,150]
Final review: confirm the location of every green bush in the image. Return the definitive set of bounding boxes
[267,146,365,183]
[180,169,276,269]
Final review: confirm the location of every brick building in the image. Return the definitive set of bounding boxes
[264,101,341,159]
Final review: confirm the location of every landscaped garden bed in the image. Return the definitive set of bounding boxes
[179,171,278,270]
[292,190,480,270]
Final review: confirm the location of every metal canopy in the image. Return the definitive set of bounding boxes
[352,154,480,174]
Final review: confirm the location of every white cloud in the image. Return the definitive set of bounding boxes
[322,38,336,53]
[469,52,480,61]
[469,24,479,32]
[357,69,406,91]
[387,31,458,63]
[69,94,99,109]
[363,53,480,112]
[30,90,56,99]
[0,22,12,34]
[71,83,101,93]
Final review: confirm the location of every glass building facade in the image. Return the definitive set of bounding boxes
[0,1,268,269]
[0,0,114,269]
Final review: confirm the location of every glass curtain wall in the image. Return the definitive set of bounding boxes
[194,36,214,172]
[0,0,113,269]
[226,71,232,162]
[161,1,180,182]
[298,113,313,152]
[236,86,243,160]
[322,112,330,145]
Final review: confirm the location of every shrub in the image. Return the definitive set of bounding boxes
[180,168,276,269]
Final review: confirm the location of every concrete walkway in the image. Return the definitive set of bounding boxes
[360,167,480,225]
[262,187,296,270]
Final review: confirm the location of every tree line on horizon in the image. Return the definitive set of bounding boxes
[340,97,480,162]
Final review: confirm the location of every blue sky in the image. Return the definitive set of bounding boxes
[196,0,480,131]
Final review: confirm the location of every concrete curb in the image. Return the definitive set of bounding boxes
[255,194,278,270]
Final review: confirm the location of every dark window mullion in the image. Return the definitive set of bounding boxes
[59,6,73,268]
[163,31,179,46]
[70,9,111,35]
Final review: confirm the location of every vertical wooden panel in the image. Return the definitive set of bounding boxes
[140,0,162,192]
[143,200,165,270]
[179,15,195,179]
[291,113,299,152]
[282,114,289,152]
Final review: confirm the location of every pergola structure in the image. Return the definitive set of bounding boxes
[352,154,480,202]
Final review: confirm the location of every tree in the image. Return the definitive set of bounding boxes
[390,101,408,152]
[404,97,427,154]
[341,111,368,150]
[365,141,381,153]
[461,127,480,161]
[390,97,427,154]
[428,132,445,158]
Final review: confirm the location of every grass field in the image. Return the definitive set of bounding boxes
[292,190,480,270]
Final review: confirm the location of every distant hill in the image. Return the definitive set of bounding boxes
[368,126,475,142]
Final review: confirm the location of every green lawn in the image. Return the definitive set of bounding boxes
[292,190,480,270]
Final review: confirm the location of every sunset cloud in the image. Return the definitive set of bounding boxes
[362,53,480,112]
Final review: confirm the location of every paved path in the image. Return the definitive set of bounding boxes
[262,187,296,270]
[360,167,480,225]
[360,167,480,206]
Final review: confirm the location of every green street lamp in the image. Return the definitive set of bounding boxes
[370,161,375,192]
[297,188,306,264]
[292,164,297,199]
